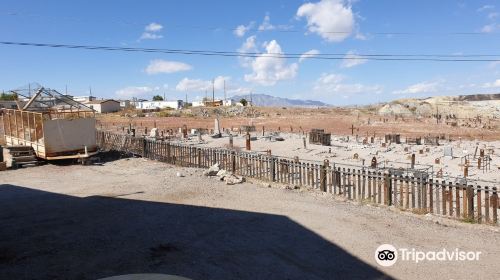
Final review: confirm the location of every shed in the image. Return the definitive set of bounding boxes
[86,99,120,113]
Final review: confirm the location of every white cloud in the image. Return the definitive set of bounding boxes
[145,22,163,32]
[238,35,257,53]
[393,81,440,95]
[314,73,382,95]
[258,15,276,31]
[340,50,367,68]
[234,22,254,37]
[145,59,192,74]
[140,22,164,40]
[296,0,355,42]
[299,49,320,62]
[175,76,229,92]
[482,79,500,88]
[488,12,499,20]
[237,35,258,67]
[227,86,252,95]
[115,86,154,99]
[480,23,499,33]
[478,5,495,12]
[243,40,298,86]
[176,78,210,92]
[140,33,163,40]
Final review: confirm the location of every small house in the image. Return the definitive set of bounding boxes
[86,99,120,113]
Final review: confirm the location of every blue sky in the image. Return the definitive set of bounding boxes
[1,0,500,105]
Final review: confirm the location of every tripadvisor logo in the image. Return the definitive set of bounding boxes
[375,244,482,267]
[375,244,397,267]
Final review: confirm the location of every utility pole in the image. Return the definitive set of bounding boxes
[212,78,215,103]
[436,104,439,124]
[89,86,93,98]
[250,91,253,106]
[185,93,188,104]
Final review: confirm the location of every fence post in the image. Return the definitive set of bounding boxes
[320,160,328,192]
[467,185,474,220]
[492,188,498,224]
[232,151,236,174]
[197,148,202,168]
[384,170,392,206]
[142,138,147,158]
[166,142,171,163]
[271,157,276,182]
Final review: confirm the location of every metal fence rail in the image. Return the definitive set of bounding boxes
[97,131,499,225]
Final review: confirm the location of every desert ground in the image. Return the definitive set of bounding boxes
[95,106,500,184]
[97,106,500,141]
[187,132,500,182]
[1,156,499,280]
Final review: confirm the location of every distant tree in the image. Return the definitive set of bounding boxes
[0,92,17,101]
[152,95,164,101]
[239,98,248,106]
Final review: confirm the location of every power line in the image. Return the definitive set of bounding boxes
[3,12,499,37]
[2,41,500,62]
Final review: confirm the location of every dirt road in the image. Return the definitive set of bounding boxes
[0,157,499,279]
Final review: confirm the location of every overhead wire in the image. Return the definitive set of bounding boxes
[2,41,500,62]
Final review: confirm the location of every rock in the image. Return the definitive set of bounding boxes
[261,182,271,188]
[224,174,244,185]
[216,169,230,178]
[203,163,220,176]
[176,172,184,177]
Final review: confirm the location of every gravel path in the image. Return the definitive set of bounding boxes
[0,158,499,279]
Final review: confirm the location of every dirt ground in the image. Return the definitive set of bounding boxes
[97,107,500,141]
[193,133,500,182]
[1,157,499,280]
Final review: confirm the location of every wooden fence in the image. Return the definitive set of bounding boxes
[97,131,499,225]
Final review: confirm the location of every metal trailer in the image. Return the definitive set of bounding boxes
[1,108,98,160]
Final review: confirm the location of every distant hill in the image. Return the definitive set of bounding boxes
[231,94,329,107]
[379,92,500,118]
[456,93,500,101]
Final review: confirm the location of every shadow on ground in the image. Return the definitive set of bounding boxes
[0,184,392,280]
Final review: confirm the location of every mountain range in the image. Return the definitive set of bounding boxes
[230,94,329,107]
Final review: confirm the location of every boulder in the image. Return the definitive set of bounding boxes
[224,174,244,185]
[203,163,220,176]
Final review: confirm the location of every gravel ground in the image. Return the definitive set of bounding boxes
[189,133,500,182]
[0,157,499,280]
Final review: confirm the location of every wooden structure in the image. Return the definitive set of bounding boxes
[1,86,98,160]
[97,131,500,225]
[309,129,331,146]
[240,125,256,133]
[384,134,401,144]
[2,145,38,168]
[406,137,422,145]
[2,109,97,159]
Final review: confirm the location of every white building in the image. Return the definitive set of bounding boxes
[86,99,120,113]
[191,99,236,107]
[223,99,236,106]
[118,100,131,108]
[0,100,18,109]
[74,96,96,103]
[192,101,205,107]
[134,100,183,110]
